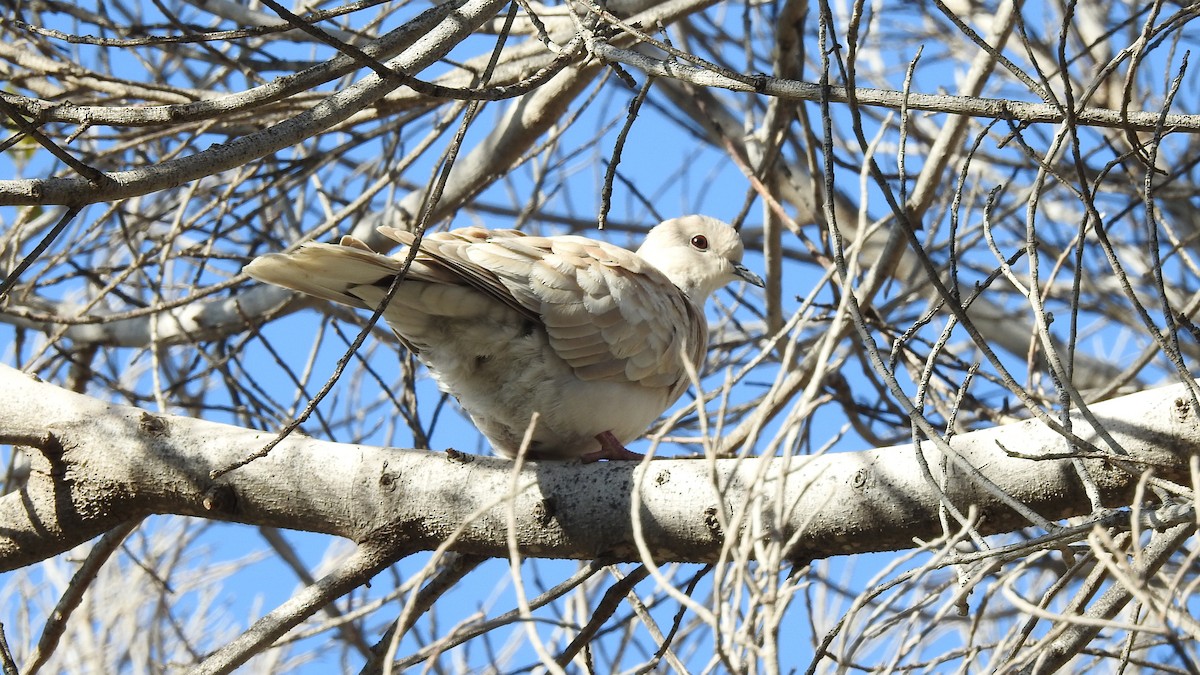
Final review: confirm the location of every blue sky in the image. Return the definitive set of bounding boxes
[4,0,1200,671]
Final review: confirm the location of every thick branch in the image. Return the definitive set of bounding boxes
[0,364,1196,571]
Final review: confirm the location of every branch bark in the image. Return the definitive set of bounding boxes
[2,364,1197,571]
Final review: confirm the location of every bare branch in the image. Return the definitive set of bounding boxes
[1,364,1195,568]
[589,40,1200,132]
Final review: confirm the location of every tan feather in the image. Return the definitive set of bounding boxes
[244,216,761,459]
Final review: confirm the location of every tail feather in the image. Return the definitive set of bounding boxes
[244,242,404,308]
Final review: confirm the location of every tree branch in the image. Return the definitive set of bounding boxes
[192,543,397,675]
[589,40,1200,132]
[0,0,512,207]
[1,364,1197,571]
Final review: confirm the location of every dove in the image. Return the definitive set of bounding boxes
[244,215,763,461]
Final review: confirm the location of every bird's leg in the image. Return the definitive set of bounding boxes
[580,431,646,462]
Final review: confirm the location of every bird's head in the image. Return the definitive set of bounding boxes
[637,215,764,300]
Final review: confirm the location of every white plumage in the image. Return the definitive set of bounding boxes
[244,215,762,460]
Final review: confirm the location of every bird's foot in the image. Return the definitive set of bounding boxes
[580,431,646,463]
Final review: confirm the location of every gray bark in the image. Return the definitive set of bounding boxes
[2,363,1195,571]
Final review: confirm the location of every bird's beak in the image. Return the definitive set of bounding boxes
[733,263,764,288]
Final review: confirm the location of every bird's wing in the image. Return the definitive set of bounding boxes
[255,226,707,392]
[458,232,707,391]
[377,226,539,323]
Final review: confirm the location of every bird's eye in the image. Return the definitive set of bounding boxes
[690,234,709,250]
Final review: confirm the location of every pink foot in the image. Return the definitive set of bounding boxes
[580,431,645,463]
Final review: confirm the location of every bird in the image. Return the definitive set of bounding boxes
[244,215,763,461]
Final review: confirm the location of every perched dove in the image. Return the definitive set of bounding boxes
[244,215,763,461]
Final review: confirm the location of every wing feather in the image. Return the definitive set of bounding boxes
[471,232,705,390]
[275,225,708,392]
